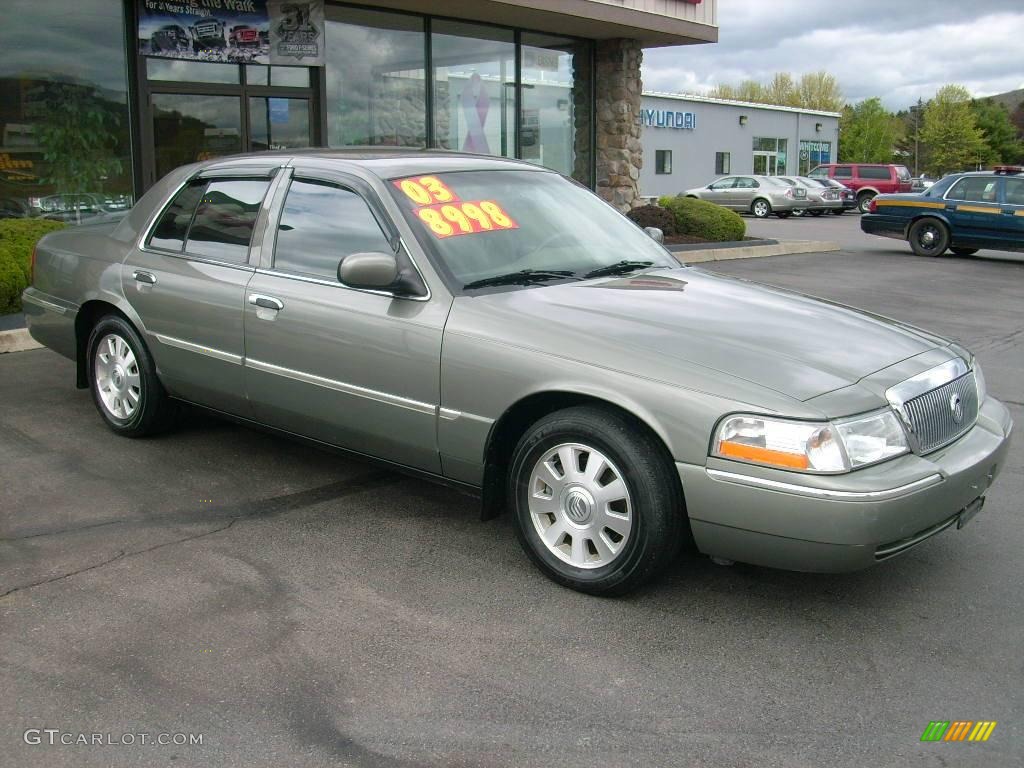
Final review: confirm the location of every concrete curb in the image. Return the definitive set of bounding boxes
[0,329,42,354]
[675,240,841,264]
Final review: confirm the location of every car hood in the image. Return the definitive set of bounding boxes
[450,268,952,403]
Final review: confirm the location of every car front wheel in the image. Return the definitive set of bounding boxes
[908,218,950,257]
[751,199,772,218]
[88,315,176,437]
[509,406,684,596]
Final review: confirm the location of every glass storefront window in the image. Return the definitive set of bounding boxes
[147,58,240,84]
[432,21,514,157]
[0,0,132,222]
[151,94,242,181]
[519,33,591,184]
[249,97,312,151]
[799,140,831,175]
[246,66,310,88]
[325,8,426,147]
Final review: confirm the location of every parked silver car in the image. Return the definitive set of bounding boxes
[683,174,807,218]
[777,176,844,216]
[23,151,1012,595]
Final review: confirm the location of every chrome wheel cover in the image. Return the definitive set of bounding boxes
[527,443,633,569]
[94,333,141,420]
[753,200,769,217]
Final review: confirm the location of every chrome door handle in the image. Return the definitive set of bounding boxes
[133,270,157,285]
[249,294,283,311]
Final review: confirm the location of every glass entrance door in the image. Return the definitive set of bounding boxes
[753,152,777,176]
[248,97,312,152]
[151,94,243,181]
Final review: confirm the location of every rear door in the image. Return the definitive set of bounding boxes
[943,175,1003,247]
[242,167,447,472]
[731,177,758,208]
[998,175,1024,250]
[123,169,279,414]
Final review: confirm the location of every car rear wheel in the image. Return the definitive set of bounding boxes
[809,210,823,217]
[751,199,772,218]
[857,193,875,213]
[831,209,845,215]
[908,218,950,257]
[950,247,979,256]
[87,315,176,437]
[509,406,684,596]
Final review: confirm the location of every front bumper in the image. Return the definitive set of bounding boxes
[679,397,1013,572]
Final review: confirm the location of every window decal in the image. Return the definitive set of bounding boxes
[414,200,518,239]
[394,176,460,206]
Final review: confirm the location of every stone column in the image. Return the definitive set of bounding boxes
[594,39,643,212]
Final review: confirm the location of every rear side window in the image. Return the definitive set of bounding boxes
[858,166,891,180]
[833,166,853,178]
[946,177,998,203]
[186,179,271,263]
[272,179,393,281]
[149,182,205,252]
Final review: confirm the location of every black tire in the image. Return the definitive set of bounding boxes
[857,193,875,213]
[809,210,823,217]
[508,405,684,596]
[950,247,979,256]
[907,218,950,257]
[831,209,845,215]
[87,314,176,437]
[776,212,792,219]
[751,199,772,218]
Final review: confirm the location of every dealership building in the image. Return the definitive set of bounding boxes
[638,91,841,198]
[0,0,718,218]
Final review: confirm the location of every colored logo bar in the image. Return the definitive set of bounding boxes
[920,721,997,742]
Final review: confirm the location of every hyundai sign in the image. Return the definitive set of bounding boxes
[641,109,697,130]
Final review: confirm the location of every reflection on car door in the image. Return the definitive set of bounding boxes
[242,170,449,472]
[944,176,1003,246]
[123,175,273,414]
[703,177,736,204]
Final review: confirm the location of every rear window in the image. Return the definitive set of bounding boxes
[858,166,891,180]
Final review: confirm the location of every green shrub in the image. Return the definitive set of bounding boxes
[625,204,677,236]
[0,219,66,314]
[658,195,746,242]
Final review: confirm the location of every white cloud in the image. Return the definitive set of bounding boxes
[642,1,1024,109]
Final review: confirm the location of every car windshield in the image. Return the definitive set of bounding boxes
[388,170,678,290]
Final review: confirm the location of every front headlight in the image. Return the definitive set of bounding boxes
[713,409,909,473]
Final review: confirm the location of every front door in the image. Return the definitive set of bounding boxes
[1000,176,1024,249]
[242,169,449,472]
[943,175,1003,246]
[753,152,777,176]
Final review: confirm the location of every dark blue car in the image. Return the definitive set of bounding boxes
[861,166,1024,257]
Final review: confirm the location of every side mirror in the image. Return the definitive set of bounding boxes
[643,227,664,244]
[338,252,398,290]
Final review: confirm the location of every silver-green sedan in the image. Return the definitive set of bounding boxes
[23,151,1012,595]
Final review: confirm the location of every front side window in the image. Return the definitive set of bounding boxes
[389,170,678,289]
[807,166,828,178]
[185,179,270,263]
[715,152,730,175]
[273,179,393,280]
[149,181,206,252]
[710,177,736,190]
[833,166,853,178]
[946,177,998,203]
[655,150,672,175]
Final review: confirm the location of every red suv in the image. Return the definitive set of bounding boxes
[807,164,913,212]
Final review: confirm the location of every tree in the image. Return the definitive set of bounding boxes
[839,98,901,163]
[709,71,842,112]
[970,98,1023,165]
[920,84,987,175]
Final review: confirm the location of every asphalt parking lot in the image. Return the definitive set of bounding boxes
[2,246,1022,767]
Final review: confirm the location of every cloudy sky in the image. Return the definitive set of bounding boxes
[643,0,1024,109]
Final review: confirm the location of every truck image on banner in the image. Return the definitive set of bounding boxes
[137,0,323,66]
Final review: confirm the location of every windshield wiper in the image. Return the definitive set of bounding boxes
[583,260,655,279]
[462,270,577,290]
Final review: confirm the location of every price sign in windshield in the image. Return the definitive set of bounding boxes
[415,201,518,239]
[394,176,460,206]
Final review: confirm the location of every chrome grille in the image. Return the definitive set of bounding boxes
[901,372,978,453]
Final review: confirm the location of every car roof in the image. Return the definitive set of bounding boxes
[198,148,551,180]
